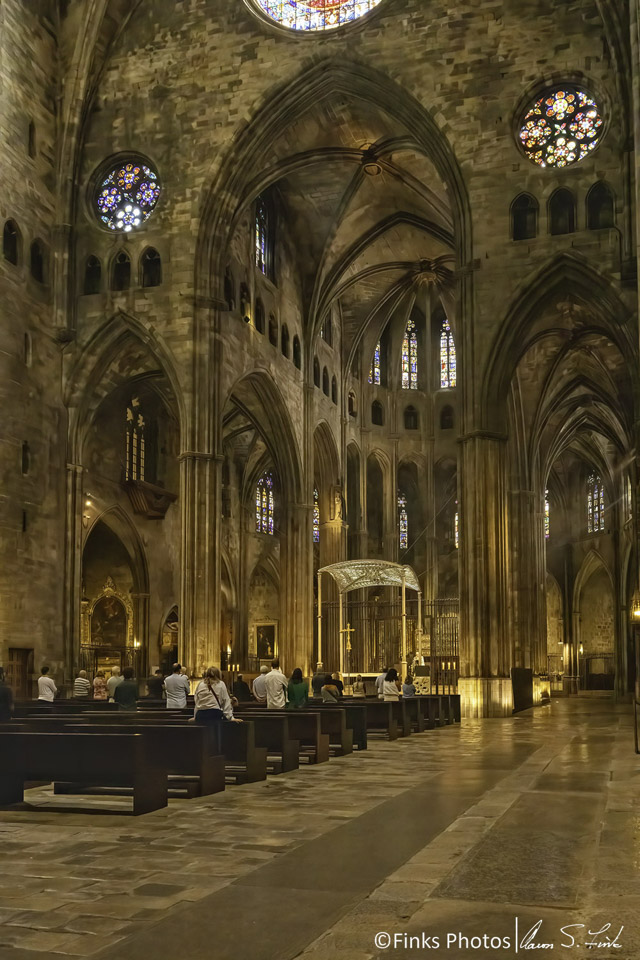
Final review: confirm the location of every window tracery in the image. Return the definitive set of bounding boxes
[440,319,456,389]
[251,0,383,32]
[256,474,275,535]
[313,487,320,543]
[368,341,381,385]
[398,494,408,551]
[587,474,605,534]
[402,319,418,390]
[95,160,160,232]
[126,399,145,482]
[519,87,603,169]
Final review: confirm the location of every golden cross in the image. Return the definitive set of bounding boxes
[340,622,355,651]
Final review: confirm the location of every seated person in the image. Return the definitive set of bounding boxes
[233,674,252,701]
[321,676,341,703]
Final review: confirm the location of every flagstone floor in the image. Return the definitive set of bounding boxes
[0,697,637,960]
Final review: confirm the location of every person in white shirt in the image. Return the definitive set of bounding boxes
[252,665,269,703]
[375,668,388,700]
[73,670,91,698]
[382,667,402,701]
[106,666,123,702]
[264,658,288,710]
[37,666,57,705]
[193,666,242,726]
[164,662,191,708]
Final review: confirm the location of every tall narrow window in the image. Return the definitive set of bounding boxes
[549,188,576,235]
[322,367,330,396]
[587,474,605,533]
[224,266,235,310]
[83,255,101,295]
[293,335,301,369]
[3,220,20,265]
[256,473,274,535]
[30,240,45,283]
[313,487,320,543]
[587,182,614,230]
[545,489,550,539]
[281,324,290,358]
[269,314,278,346]
[28,120,36,159]
[126,399,145,481]
[511,193,538,241]
[21,441,30,476]
[454,510,459,549]
[368,341,381,385]
[440,319,456,389]
[141,247,162,287]
[321,316,332,346]
[111,251,131,291]
[255,196,271,277]
[255,299,265,334]
[331,375,338,405]
[402,319,418,389]
[398,495,408,551]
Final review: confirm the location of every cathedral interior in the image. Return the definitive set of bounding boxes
[0,1,639,958]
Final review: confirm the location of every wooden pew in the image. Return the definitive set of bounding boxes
[0,731,167,815]
[402,697,426,732]
[359,700,399,740]
[47,723,224,798]
[13,700,119,717]
[232,712,299,774]
[306,705,355,755]
[236,708,329,764]
[450,694,461,722]
[219,721,268,783]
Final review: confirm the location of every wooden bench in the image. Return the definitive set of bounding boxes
[403,697,427,732]
[305,704,355,755]
[0,731,167,815]
[13,700,119,717]
[358,700,399,740]
[219,721,268,783]
[232,712,299,774]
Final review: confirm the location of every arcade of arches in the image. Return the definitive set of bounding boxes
[1,0,639,718]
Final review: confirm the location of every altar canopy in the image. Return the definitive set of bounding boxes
[318,560,421,594]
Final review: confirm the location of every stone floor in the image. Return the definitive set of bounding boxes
[0,697,637,960]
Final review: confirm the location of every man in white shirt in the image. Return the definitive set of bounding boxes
[264,658,288,710]
[164,662,191,708]
[252,665,269,703]
[106,666,124,702]
[375,668,388,700]
[37,666,57,706]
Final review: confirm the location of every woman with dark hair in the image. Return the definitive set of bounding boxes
[286,667,309,709]
[402,674,416,698]
[382,667,402,701]
[194,666,242,725]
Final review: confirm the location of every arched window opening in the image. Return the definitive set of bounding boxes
[511,193,538,241]
[21,441,30,476]
[111,250,131,291]
[322,367,330,396]
[269,314,278,346]
[404,405,419,430]
[440,405,454,430]
[402,318,418,389]
[545,489,550,539]
[398,494,408,551]
[24,332,32,367]
[255,299,265,334]
[255,473,274,535]
[440,319,456,389]
[348,391,357,418]
[549,188,576,235]
[28,120,36,159]
[587,182,614,230]
[368,341,381,385]
[30,240,46,283]
[371,400,384,426]
[293,335,301,369]
[141,247,162,287]
[239,284,250,322]
[587,473,605,533]
[313,357,320,387]
[224,267,235,310]
[281,323,290,358]
[83,255,101,295]
[320,315,333,346]
[125,398,145,481]
[331,375,338,405]
[255,195,273,279]
[3,220,20,265]
[313,487,320,544]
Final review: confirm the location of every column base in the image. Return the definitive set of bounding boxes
[459,677,513,718]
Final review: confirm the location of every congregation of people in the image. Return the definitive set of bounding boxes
[0,660,418,723]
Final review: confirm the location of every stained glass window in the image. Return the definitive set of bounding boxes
[125,398,145,481]
[95,160,160,231]
[545,490,550,539]
[402,319,418,390]
[313,487,320,543]
[440,319,456,389]
[256,473,274,535]
[252,0,383,31]
[454,510,459,549]
[398,495,408,551]
[368,341,381,385]
[519,87,604,169]
[255,197,269,275]
[587,474,605,534]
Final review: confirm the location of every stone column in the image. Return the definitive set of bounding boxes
[179,451,221,677]
[63,462,84,681]
[280,501,313,675]
[458,433,512,717]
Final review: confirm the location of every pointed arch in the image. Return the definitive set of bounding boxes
[84,503,150,596]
